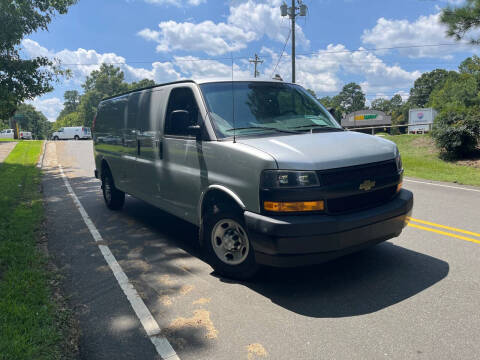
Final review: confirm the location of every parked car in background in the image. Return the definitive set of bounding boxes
[52,126,92,140]
[0,129,15,139]
[93,79,413,279]
[19,131,32,140]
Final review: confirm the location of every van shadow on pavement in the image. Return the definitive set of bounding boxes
[69,172,449,321]
[241,241,449,318]
[56,172,449,342]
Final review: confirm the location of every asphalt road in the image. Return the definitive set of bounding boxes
[42,140,480,360]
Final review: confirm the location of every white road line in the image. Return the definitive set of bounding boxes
[404,178,480,193]
[57,164,180,360]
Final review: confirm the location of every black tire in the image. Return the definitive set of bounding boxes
[53,136,59,141]
[102,168,125,210]
[203,209,259,280]
[74,135,79,140]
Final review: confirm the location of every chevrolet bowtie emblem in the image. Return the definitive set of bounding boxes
[359,180,376,191]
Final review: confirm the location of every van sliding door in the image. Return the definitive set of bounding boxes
[133,89,167,203]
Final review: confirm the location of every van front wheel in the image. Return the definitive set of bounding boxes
[102,169,125,210]
[203,210,258,280]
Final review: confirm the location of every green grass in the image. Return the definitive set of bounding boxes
[0,141,66,360]
[384,134,480,187]
[0,138,18,142]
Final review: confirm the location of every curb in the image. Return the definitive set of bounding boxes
[37,140,47,169]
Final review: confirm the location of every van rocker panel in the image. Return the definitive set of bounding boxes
[244,189,413,266]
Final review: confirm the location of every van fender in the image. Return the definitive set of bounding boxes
[197,185,246,244]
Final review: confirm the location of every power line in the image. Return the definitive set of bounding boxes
[53,42,470,66]
[271,28,292,78]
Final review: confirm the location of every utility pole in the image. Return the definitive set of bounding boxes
[280,0,307,83]
[249,53,263,78]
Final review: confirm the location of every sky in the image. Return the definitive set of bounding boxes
[21,0,477,121]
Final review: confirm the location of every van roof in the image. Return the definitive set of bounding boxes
[101,78,286,102]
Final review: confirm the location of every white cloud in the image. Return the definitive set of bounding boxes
[227,0,308,47]
[174,56,250,79]
[22,39,181,85]
[260,44,421,96]
[361,12,476,58]
[139,20,257,56]
[138,0,307,56]
[27,97,63,122]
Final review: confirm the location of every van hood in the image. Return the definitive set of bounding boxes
[236,131,397,170]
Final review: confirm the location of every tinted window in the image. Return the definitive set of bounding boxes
[200,82,341,138]
[165,87,199,136]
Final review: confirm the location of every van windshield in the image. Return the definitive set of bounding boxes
[200,81,342,138]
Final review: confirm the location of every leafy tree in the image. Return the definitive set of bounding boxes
[129,79,156,91]
[0,0,76,120]
[13,103,51,139]
[334,83,366,114]
[432,106,480,158]
[76,64,130,127]
[409,69,454,108]
[370,98,391,114]
[318,96,342,121]
[459,55,480,75]
[441,0,480,44]
[429,73,480,112]
[52,111,82,131]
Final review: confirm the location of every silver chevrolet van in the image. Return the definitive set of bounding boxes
[93,79,413,279]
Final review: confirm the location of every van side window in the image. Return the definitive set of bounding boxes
[165,87,199,136]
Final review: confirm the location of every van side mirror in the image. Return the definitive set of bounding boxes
[171,110,201,137]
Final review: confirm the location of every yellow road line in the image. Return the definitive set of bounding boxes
[408,223,480,245]
[408,217,480,238]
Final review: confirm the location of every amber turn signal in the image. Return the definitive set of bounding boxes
[264,200,325,212]
[396,182,403,193]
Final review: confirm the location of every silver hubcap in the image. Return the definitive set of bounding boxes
[211,219,249,265]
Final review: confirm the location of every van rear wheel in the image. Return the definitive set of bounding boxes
[203,209,258,280]
[102,168,125,210]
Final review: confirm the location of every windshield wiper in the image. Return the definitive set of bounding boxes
[225,126,299,134]
[291,124,344,131]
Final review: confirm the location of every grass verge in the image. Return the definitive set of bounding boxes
[0,141,73,360]
[384,134,480,187]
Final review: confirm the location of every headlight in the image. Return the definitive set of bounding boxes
[261,170,319,189]
[396,154,403,172]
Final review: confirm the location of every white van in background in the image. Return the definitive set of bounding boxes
[19,131,32,140]
[52,127,92,140]
[0,129,15,139]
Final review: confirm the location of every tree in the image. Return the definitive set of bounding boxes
[334,83,366,114]
[129,79,156,91]
[13,103,51,139]
[76,64,130,127]
[429,73,480,112]
[458,55,480,75]
[409,69,454,108]
[0,0,76,120]
[370,98,391,114]
[441,0,480,44]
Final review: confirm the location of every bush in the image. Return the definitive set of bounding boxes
[432,108,480,158]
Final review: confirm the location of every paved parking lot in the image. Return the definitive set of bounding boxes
[42,140,480,360]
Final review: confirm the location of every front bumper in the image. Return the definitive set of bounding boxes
[244,189,413,267]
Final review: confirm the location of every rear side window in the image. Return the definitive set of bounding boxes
[165,87,199,136]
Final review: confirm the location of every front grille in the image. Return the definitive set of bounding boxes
[327,186,397,214]
[317,160,397,186]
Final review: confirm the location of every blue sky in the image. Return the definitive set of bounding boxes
[23,0,476,121]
